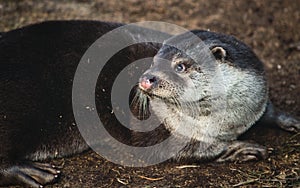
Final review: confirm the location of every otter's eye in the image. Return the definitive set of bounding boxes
[175,63,186,73]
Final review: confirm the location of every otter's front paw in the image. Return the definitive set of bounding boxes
[216,141,268,162]
[2,162,60,187]
[276,113,300,133]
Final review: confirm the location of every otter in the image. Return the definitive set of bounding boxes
[135,30,300,162]
[0,21,299,187]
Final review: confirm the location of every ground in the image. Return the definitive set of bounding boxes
[0,0,299,187]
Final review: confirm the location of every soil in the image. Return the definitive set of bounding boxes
[0,0,299,187]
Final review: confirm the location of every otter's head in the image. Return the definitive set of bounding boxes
[135,30,268,138]
[138,30,229,107]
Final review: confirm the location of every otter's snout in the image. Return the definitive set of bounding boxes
[139,74,157,90]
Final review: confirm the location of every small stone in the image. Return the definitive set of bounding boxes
[277,64,282,69]
[285,100,295,105]
[289,84,296,89]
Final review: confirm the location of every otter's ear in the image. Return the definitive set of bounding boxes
[211,46,226,61]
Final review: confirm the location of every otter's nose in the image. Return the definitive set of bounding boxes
[139,74,157,90]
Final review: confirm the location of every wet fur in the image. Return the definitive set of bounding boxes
[0,20,160,187]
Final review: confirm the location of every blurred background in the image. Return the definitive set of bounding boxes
[1,0,299,187]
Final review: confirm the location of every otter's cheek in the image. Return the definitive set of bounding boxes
[153,81,178,98]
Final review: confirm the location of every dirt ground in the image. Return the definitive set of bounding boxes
[0,0,299,187]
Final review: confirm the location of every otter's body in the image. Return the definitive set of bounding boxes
[0,21,120,187]
[0,21,160,187]
[0,21,299,187]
